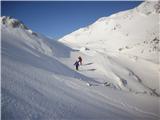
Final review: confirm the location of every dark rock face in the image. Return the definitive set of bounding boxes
[154,1,160,13]
[1,16,29,29]
[1,16,38,37]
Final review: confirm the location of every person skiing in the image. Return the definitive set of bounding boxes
[78,56,82,65]
[74,60,79,70]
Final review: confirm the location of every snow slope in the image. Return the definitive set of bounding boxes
[1,1,160,120]
[59,1,160,95]
[59,1,160,64]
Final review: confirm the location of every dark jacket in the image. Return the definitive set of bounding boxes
[74,61,79,66]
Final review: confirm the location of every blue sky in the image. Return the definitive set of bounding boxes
[1,1,142,39]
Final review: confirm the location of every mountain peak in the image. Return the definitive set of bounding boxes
[59,1,159,63]
[136,1,160,14]
[1,16,29,30]
[1,16,38,36]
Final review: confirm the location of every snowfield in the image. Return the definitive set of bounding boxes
[1,1,160,120]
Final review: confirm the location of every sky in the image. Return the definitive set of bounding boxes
[1,1,143,40]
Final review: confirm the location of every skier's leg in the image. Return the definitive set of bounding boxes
[76,66,78,70]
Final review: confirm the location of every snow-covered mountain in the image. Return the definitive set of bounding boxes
[1,1,160,120]
[1,16,100,119]
[59,1,160,63]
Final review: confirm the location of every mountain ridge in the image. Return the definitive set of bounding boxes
[59,1,160,63]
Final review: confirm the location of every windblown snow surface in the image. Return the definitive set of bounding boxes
[1,1,160,120]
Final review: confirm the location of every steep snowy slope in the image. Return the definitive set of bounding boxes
[1,16,75,58]
[1,16,108,119]
[59,1,160,63]
[59,1,160,95]
[1,2,160,119]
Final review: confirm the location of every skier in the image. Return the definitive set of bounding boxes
[74,60,79,70]
[78,56,82,65]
